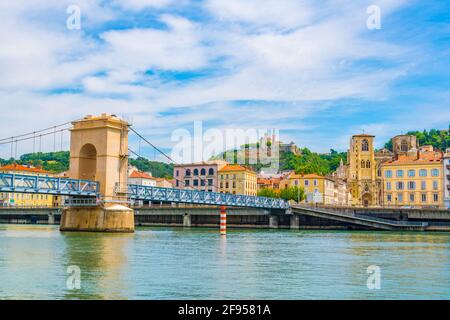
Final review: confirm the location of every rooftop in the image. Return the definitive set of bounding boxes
[129,170,156,180]
[0,163,49,174]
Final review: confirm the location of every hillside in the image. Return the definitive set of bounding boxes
[384,128,450,151]
[212,147,347,175]
[0,152,174,178]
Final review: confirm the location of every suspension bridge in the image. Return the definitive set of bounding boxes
[0,114,289,233]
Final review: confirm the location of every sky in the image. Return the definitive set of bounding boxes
[0,0,449,161]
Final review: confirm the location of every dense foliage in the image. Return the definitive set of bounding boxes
[258,186,306,202]
[0,151,70,173]
[0,152,173,178]
[280,148,346,175]
[129,157,174,178]
[384,128,450,151]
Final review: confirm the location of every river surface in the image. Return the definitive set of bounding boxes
[0,224,449,299]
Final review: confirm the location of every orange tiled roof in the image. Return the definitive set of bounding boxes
[129,171,155,180]
[385,153,442,165]
[219,164,254,172]
[0,163,49,174]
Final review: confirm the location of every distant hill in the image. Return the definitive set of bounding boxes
[211,147,347,175]
[0,152,174,178]
[384,128,450,151]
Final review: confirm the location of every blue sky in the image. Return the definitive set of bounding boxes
[0,0,449,161]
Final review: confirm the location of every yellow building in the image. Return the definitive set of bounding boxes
[0,164,57,207]
[219,165,257,196]
[381,146,443,208]
[280,173,335,205]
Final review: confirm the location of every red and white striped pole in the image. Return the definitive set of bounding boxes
[220,205,227,236]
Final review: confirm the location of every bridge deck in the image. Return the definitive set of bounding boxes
[292,205,428,231]
[0,173,98,197]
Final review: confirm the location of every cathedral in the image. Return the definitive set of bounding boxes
[347,134,419,207]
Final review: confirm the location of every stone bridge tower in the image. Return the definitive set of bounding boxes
[60,114,134,233]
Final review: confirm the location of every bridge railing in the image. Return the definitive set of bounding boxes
[127,185,289,209]
[0,173,99,197]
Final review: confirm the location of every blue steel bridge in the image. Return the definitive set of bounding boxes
[0,173,289,210]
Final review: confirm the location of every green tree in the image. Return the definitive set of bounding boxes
[280,186,305,202]
[257,188,279,198]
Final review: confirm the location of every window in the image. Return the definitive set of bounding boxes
[185,169,191,176]
[387,194,392,202]
[176,170,179,177]
[421,181,426,190]
[431,169,439,177]
[232,182,236,188]
[220,182,223,188]
[176,180,179,187]
[361,160,366,168]
[401,140,408,152]
[208,168,214,175]
[409,193,415,202]
[421,194,427,202]
[200,180,206,186]
[385,170,392,178]
[386,182,391,191]
[225,182,229,188]
[408,181,416,190]
[433,193,439,202]
[433,181,438,190]
[396,170,403,178]
[185,180,190,187]
[193,169,199,176]
[398,193,403,202]
[408,169,415,177]
[361,139,369,151]
[314,180,318,186]
[419,169,427,177]
[305,180,309,186]
[193,179,199,186]
[208,179,213,186]
[396,182,404,190]
[366,160,371,168]
[200,168,206,175]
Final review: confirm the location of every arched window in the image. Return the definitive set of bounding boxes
[193,169,199,176]
[361,160,366,168]
[200,168,206,175]
[185,169,191,176]
[366,160,371,168]
[208,168,214,175]
[361,139,369,152]
[401,140,408,152]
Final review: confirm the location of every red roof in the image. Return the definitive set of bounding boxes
[129,171,155,180]
[0,163,49,174]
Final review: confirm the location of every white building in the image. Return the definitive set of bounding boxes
[128,170,157,187]
[444,149,450,209]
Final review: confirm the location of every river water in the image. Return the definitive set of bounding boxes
[0,224,449,300]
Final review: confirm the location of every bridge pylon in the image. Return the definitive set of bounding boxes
[60,114,134,233]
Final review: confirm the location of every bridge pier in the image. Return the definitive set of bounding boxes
[269,215,279,229]
[60,206,134,232]
[290,215,299,229]
[48,212,55,225]
[60,114,134,233]
[183,213,191,227]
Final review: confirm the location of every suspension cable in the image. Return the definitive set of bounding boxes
[0,121,74,143]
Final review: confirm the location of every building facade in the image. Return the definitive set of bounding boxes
[347,134,380,207]
[173,160,227,192]
[0,164,56,207]
[128,170,157,187]
[443,149,450,209]
[219,165,257,195]
[381,147,443,208]
[281,173,335,205]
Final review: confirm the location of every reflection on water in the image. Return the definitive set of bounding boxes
[0,224,449,299]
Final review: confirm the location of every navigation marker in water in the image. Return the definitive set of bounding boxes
[220,206,227,235]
